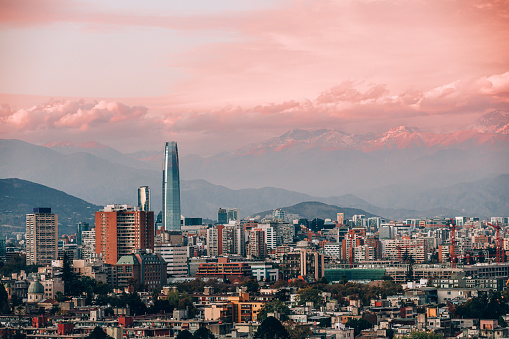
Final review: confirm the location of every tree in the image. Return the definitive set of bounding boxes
[62,252,75,295]
[258,300,291,322]
[346,318,372,336]
[286,324,311,339]
[178,294,198,318]
[175,330,193,339]
[243,278,260,294]
[87,326,113,339]
[401,332,443,339]
[254,316,289,339]
[193,327,215,339]
[296,287,323,308]
[0,283,10,314]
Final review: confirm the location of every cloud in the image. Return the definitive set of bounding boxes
[1,71,508,155]
[0,100,148,132]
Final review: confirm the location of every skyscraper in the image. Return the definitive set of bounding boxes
[76,222,89,246]
[162,142,181,231]
[26,208,58,266]
[138,186,150,211]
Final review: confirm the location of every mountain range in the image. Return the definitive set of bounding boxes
[0,110,508,222]
[0,178,100,235]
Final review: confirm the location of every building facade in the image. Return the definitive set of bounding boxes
[95,204,154,265]
[162,141,181,231]
[26,208,58,266]
[138,186,150,212]
[154,244,188,277]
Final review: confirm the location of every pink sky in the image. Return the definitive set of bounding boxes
[1,0,508,155]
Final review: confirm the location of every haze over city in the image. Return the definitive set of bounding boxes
[1,0,508,156]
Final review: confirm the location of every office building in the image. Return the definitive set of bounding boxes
[162,142,181,231]
[154,244,189,277]
[222,223,245,256]
[248,229,266,259]
[26,208,58,266]
[138,186,150,212]
[81,229,96,260]
[207,225,223,257]
[337,213,345,225]
[273,209,285,221]
[217,208,227,225]
[227,209,239,223]
[95,204,154,265]
[76,222,89,246]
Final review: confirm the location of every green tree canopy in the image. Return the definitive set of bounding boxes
[455,292,509,319]
[346,318,372,336]
[175,330,193,339]
[402,332,443,339]
[87,326,113,339]
[296,287,323,308]
[254,316,289,339]
[258,300,291,322]
[193,327,215,339]
[0,283,10,314]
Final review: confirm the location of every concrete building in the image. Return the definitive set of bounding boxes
[248,229,266,259]
[95,204,154,266]
[81,229,96,260]
[26,208,58,266]
[154,244,188,277]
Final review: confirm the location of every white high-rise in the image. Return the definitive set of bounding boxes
[26,208,58,266]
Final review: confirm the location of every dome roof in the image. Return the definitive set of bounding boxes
[28,280,44,294]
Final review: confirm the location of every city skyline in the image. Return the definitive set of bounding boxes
[0,1,508,156]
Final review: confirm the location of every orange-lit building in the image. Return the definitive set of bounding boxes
[196,260,252,279]
[204,292,265,323]
[95,204,154,265]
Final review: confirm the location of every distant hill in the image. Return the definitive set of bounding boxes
[250,201,377,221]
[0,178,100,235]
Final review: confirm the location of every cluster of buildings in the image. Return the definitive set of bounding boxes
[2,141,509,338]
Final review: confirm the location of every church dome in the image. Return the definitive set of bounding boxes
[28,280,44,294]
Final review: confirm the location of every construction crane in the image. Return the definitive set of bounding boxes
[487,221,504,264]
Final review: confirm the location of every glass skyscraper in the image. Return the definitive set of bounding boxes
[162,142,181,231]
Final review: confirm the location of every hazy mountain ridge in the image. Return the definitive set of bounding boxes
[0,178,100,235]
[250,201,377,221]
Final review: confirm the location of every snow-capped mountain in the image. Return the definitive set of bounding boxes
[234,110,509,155]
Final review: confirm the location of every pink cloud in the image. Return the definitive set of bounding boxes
[0,100,148,133]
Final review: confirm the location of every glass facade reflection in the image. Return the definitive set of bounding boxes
[162,142,181,231]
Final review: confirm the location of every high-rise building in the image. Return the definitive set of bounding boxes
[206,225,223,257]
[81,229,96,260]
[95,204,154,265]
[337,213,344,225]
[138,186,150,212]
[76,222,89,246]
[26,208,58,266]
[248,229,266,259]
[162,142,181,231]
[273,209,285,221]
[227,209,239,223]
[154,244,189,277]
[217,208,227,225]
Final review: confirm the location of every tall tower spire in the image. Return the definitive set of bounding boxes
[162,142,181,231]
